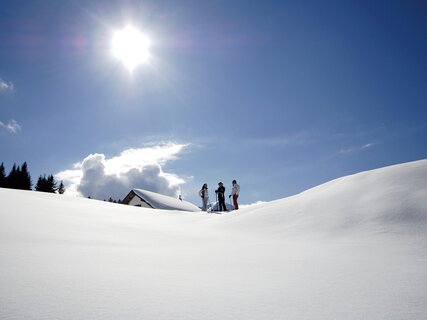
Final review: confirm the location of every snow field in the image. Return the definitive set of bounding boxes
[1,159,427,319]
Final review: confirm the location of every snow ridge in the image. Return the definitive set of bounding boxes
[214,159,427,238]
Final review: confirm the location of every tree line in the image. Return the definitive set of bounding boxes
[0,162,65,194]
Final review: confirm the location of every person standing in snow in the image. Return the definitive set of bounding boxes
[229,180,240,210]
[215,182,227,212]
[199,183,209,211]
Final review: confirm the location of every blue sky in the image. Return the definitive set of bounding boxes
[1,0,426,206]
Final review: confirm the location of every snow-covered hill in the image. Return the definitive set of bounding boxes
[1,160,426,320]
[214,159,427,237]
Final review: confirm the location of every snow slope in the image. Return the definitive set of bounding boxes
[214,159,427,236]
[1,160,426,320]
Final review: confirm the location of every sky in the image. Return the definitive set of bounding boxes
[1,0,426,206]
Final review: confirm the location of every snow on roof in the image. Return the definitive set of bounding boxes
[129,188,201,212]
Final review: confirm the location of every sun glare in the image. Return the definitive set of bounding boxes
[111,25,151,72]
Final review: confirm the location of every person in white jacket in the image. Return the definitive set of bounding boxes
[229,180,240,210]
[199,183,209,211]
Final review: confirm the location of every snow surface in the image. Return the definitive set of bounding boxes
[1,159,427,320]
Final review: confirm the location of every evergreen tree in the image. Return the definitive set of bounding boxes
[7,164,20,189]
[19,162,32,190]
[0,162,32,190]
[35,175,46,192]
[58,181,65,194]
[35,174,57,193]
[47,175,57,193]
[0,163,6,188]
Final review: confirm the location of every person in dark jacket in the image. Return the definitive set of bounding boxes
[215,182,227,212]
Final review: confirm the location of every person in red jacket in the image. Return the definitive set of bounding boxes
[229,180,240,210]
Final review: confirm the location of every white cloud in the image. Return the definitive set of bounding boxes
[339,142,376,155]
[0,120,21,134]
[0,78,14,92]
[105,144,186,175]
[56,143,188,200]
[361,143,374,149]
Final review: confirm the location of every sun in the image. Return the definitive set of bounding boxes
[111,25,151,72]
